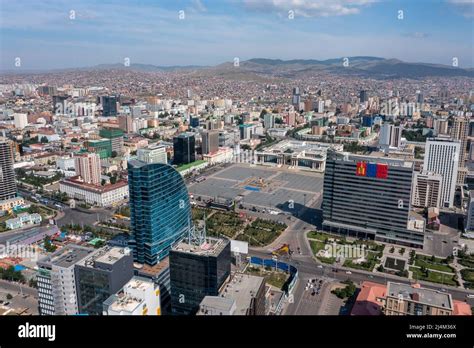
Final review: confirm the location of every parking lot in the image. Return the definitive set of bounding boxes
[188,163,324,213]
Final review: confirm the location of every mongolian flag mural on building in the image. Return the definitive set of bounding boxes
[356,162,388,179]
[356,162,366,176]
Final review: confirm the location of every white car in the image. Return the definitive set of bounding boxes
[345,271,352,275]
[317,265,323,269]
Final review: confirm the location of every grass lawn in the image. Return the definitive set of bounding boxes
[458,256,474,269]
[410,267,458,286]
[191,207,211,221]
[414,258,454,273]
[246,266,288,290]
[310,240,326,255]
[236,219,286,247]
[343,252,379,272]
[416,254,448,264]
[317,256,336,264]
[307,231,329,242]
[460,269,474,283]
[206,211,243,239]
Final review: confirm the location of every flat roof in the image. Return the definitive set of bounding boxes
[40,244,95,269]
[135,257,170,277]
[220,273,265,315]
[77,246,129,268]
[199,296,235,314]
[387,282,453,310]
[173,237,228,257]
[61,177,127,193]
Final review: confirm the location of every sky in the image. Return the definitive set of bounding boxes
[0,0,473,70]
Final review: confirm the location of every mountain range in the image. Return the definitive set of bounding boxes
[2,57,473,79]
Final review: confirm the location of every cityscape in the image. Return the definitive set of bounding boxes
[0,0,473,345]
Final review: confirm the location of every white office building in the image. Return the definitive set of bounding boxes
[37,245,95,315]
[263,113,275,129]
[103,276,161,315]
[137,144,167,164]
[423,138,460,208]
[466,191,474,232]
[13,113,28,129]
[379,123,402,151]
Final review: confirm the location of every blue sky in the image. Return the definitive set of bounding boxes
[0,0,473,70]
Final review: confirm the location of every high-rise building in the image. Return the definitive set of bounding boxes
[103,276,161,315]
[450,116,469,185]
[239,124,255,140]
[173,133,195,165]
[292,87,301,107]
[128,160,192,265]
[118,115,133,133]
[52,95,68,114]
[85,139,113,159]
[411,172,442,208]
[190,116,200,128]
[137,144,168,164]
[201,130,219,155]
[13,113,28,129]
[322,152,423,247]
[74,153,102,185]
[101,96,118,117]
[423,138,460,208]
[466,191,474,232]
[417,91,424,104]
[360,90,369,103]
[318,100,325,113]
[0,140,17,201]
[263,113,275,129]
[170,237,231,315]
[379,123,402,151]
[75,246,134,315]
[99,128,124,154]
[37,245,96,315]
[38,86,57,96]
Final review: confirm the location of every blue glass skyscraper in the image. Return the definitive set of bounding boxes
[128,160,191,265]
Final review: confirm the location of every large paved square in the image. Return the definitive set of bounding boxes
[188,163,324,211]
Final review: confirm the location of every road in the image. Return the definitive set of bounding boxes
[249,247,474,305]
[0,279,37,298]
[56,207,114,228]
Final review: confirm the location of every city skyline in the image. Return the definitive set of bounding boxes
[1,0,473,70]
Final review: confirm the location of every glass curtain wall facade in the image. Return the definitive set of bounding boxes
[128,160,191,265]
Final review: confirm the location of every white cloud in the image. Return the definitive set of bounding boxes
[448,0,474,17]
[243,0,378,17]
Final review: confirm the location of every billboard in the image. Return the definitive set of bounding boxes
[230,240,248,254]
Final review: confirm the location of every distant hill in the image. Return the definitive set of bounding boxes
[202,57,474,79]
[1,57,472,79]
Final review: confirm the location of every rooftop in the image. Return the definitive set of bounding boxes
[219,273,265,315]
[77,246,130,269]
[173,237,228,257]
[387,282,453,310]
[198,296,236,315]
[351,281,387,316]
[40,244,95,269]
